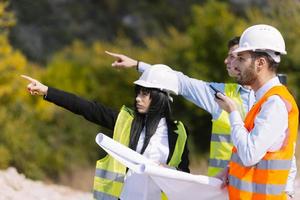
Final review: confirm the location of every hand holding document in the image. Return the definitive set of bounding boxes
[95,133,228,200]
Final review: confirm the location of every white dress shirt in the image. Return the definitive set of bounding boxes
[229,76,289,166]
[120,118,169,200]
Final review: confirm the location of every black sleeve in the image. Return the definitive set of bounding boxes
[44,87,119,130]
[177,125,190,173]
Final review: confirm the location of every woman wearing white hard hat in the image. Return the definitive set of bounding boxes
[21,64,190,200]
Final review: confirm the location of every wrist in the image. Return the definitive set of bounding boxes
[136,60,140,70]
[43,86,48,96]
[229,105,237,113]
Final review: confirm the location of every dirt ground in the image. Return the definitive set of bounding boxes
[0,167,92,200]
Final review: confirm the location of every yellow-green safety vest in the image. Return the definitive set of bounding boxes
[207,83,246,177]
[93,105,187,200]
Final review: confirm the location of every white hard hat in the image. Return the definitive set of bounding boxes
[134,64,178,95]
[234,24,286,63]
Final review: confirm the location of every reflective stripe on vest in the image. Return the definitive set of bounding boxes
[208,83,245,176]
[231,153,292,170]
[95,168,125,182]
[228,86,299,199]
[94,190,119,200]
[93,106,188,199]
[229,175,286,195]
[93,106,133,199]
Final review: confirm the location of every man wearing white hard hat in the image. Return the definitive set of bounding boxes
[21,65,190,200]
[105,35,297,198]
[215,24,298,199]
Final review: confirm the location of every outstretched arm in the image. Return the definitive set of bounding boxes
[21,75,118,130]
[105,51,138,69]
[105,51,221,116]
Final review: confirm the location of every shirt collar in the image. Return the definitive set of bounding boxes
[235,84,252,95]
[255,76,281,101]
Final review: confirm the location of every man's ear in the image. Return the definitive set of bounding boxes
[255,57,267,72]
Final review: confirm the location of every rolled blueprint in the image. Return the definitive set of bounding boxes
[95,133,228,200]
[95,133,156,173]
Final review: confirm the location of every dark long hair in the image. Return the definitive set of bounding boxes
[129,85,172,154]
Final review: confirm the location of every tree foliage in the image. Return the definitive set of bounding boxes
[246,0,300,98]
[8,0,203,62]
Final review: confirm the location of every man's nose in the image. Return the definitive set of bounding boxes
[224,57,228,64]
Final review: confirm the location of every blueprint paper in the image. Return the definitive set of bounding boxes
[95,133,228,200]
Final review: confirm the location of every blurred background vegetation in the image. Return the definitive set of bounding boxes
[1,0,300,190]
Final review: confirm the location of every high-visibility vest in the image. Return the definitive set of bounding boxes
[228,86,299,200]
[208,83,245,176]
[93,105,188,200]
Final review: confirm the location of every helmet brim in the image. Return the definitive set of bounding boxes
[233,46,287,55]
[133,80,178,95]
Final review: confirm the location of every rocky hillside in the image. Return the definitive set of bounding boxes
[0,168,92,200]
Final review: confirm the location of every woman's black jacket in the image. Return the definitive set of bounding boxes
[45,87,190,172]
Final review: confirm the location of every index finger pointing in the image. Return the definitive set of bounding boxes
[105,51,122,58]
[21,75,36,83]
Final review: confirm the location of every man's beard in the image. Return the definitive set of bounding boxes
[236,63,257,86]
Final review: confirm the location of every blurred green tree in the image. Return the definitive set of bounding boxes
[246,0,300,100]
[0,1,48,178]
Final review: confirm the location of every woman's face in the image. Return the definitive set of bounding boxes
[135,90,152,114]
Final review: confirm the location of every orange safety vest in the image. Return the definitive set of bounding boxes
[228,86,299,200]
